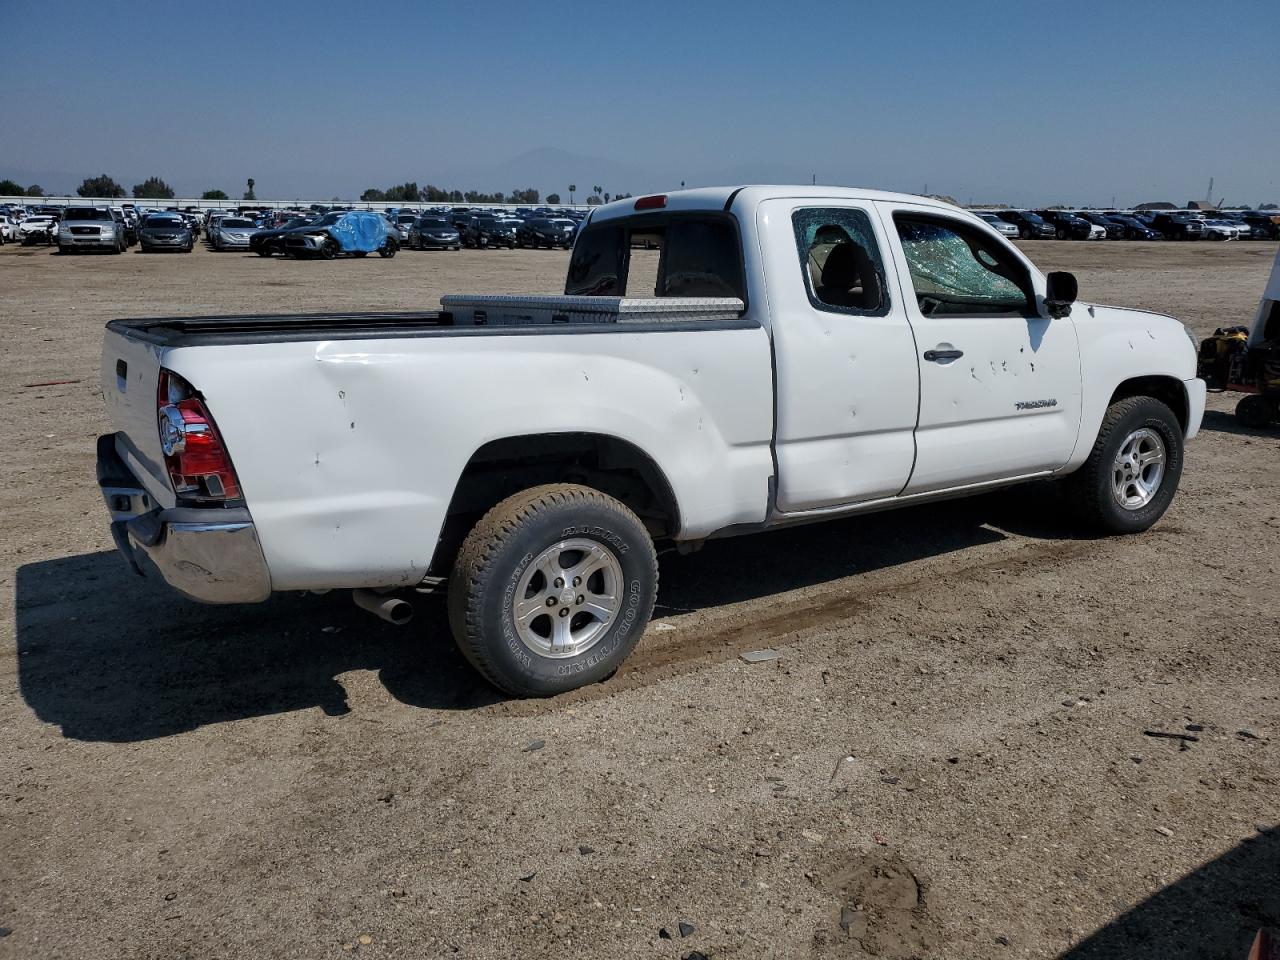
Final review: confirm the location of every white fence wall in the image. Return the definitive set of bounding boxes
[0,195,591,213]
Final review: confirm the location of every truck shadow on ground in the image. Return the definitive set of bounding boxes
[16,483,1090,742]
[1059,826,1278,960]
[1200,408,1280,438]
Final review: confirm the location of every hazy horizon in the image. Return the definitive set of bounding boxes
[4,0,1278,207]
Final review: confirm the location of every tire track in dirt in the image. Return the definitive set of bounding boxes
[486,536,1099,715]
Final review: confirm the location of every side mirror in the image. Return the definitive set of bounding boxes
[1045,270,1078,318]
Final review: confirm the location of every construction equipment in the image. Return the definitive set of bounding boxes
[1198,247,1280,428]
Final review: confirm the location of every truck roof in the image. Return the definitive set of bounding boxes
[587,185,965,222]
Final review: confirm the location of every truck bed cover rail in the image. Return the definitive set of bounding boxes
[440,295,745,326]
[106,297,749,346]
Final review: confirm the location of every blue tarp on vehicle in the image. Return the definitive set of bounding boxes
[328,211,387,253]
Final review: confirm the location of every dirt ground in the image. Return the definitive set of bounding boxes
[1,238,1277,960]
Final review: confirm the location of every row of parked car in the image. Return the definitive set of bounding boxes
[4,200,1276,257]
[975,208,1280,241]
[239,206,587,257]
[0,202,209,252]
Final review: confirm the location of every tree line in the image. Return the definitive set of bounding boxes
[360,182,634,206]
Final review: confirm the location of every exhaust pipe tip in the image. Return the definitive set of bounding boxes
[352,588,414,625]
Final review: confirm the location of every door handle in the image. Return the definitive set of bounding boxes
[923,348,964,362]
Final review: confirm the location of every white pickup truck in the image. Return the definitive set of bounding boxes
[98,186,1206,696]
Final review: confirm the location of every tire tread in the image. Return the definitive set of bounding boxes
[448,483,657,695]
[1070,395,1181,533]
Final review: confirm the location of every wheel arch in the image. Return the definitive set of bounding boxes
[1108,375,1189,433]
[431,431,682,576]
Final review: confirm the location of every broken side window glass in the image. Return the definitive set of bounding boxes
[893,217,1031,316]
[791,207,890,316]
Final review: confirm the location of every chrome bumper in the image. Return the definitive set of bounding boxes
[97,434,271,603]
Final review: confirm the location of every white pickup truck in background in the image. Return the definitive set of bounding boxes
[98,186,1206,696]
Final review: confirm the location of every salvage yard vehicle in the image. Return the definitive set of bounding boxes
[283,210,397,259]
[114,207,138,247]
[1198,245,1280,428]
[1072,212,1126,239]
[1150,212,1205,240]
[1240,212,1280,241]
[463,214,517,248]
[249,215,314,256]
[20,214,58,246]
[97,186,1206,697]
[138,213,194,253]
[994,209,1056,239]
[210,217,258,252]
[1036,210,1106,240]
[1102,213,1162,240]
[976,212,1020,239]
[1200,217,1241,241]
[57,207,122,253]
[517,216,577,248]
[407,215,461,250]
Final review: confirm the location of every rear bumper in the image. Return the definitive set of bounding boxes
[97,434,271,603]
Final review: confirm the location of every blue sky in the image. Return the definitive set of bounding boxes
[5,0,1278,205]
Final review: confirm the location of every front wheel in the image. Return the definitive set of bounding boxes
[320,240,337,260]
[1067,396,1184,534]
[448,484,658,697]
[378,241,396,258]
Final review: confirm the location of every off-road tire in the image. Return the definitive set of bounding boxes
[1068,396,1184,534]
[448,484,658,697]
[1236,394,1275,429]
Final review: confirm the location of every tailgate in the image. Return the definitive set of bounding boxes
[100,328,174,506]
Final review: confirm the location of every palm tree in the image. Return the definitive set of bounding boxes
[569,184,576,204]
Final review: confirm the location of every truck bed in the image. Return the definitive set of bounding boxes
[107,296,748,347]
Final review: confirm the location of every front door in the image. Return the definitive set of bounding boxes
[876,203,1082,495]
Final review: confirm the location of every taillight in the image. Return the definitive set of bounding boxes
[157,369,241,500]
[634,194,667,210]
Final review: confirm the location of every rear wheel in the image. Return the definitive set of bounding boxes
[448,484,658,697]
[1068,396,1184,534]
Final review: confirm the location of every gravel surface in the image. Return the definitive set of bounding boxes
[2,239,1277,960]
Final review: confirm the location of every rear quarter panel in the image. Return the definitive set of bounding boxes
[164,328,775,590]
